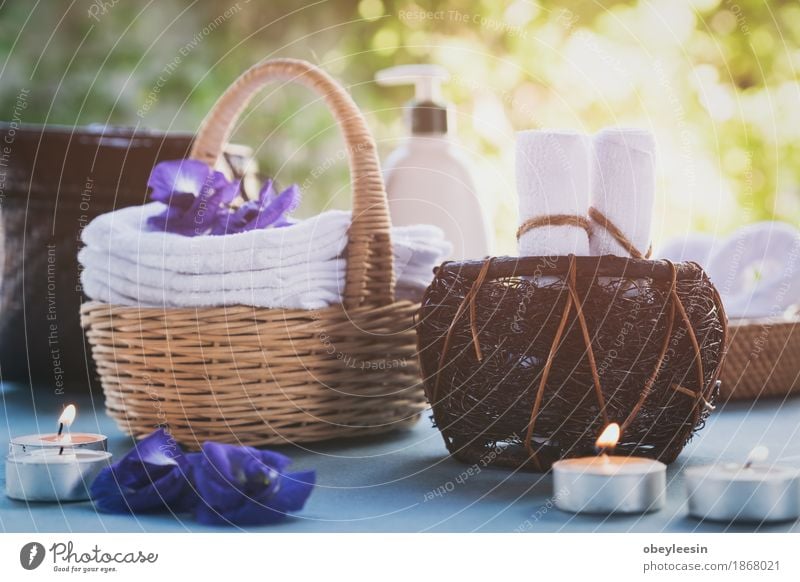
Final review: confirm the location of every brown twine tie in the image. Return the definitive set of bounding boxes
[517,214,592,241]
[588,207,653,259]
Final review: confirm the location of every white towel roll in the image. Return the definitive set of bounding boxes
[655,233,716,266]
[707,221,800,319]
[516,130,591,257]
[589,128,655,257]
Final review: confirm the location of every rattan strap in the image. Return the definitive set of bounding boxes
[588,206,652,259]
[516,214,592,240]
[190,58,394,308]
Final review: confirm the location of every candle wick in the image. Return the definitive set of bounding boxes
[58,446,64,455]
[744,460,753,469]
[57,422,64,437]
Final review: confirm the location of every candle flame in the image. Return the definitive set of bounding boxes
[596,423,620,449]
[58,405,77,428]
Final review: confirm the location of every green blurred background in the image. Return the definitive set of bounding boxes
[1,0,798,253]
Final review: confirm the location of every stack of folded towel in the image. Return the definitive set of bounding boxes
[79,203,451,310]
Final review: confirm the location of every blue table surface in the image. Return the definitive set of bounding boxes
[1,381,799,533]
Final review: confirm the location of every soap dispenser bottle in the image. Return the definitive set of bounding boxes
[376,65,491,261]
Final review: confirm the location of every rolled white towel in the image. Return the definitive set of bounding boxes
[655,233,716,267]
[515,130,591,257]
[707,221,800,319]
[589,128,655,257]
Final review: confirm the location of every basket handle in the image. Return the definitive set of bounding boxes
[190,58,394,308]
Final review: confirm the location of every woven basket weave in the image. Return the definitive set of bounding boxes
[81,58,425,449]
[719,317,800,400]
[416,256,727,471]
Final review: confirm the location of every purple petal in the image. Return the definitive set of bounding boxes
[181,175,241,234]
[90,429,196,514]
[209,209,237,236]
[257,178,276,203]
[127,429,182,466]
[197,442,236,483]
[148,160,210,197]
[146,205,185,232]
[242,185,301,232]
[256,449,293,473]
[91,463,195,514]
[199,171,240,205]
[268,470,316,512]
[150,190,196,208]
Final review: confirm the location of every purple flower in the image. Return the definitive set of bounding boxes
[190,442,315,526]
[146,160,241,236]
[146,160,300,237]
[210,179,301,235]
[90,429,196,514]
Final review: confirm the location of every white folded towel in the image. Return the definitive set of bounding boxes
[79,203,451,309]
[82,203,451,275]
[79,247,344,291]
[589,128,655,257]
[515,130,591,256]
[81,204,352,273]
[81,270,344,310]
[706,222,800,319]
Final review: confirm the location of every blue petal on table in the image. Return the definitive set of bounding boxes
[90,429,196,514]
[147,160,211,199]
[190,442,315,526]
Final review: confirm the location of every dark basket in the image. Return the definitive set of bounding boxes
[0,123,256,390]
[416,255,728,472]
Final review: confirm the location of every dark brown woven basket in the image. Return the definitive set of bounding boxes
[416,255,728,472]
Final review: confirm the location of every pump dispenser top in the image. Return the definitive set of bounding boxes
[376,65,491,261]
[376,65,450,135]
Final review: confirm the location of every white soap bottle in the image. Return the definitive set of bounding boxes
[376,65,491,261]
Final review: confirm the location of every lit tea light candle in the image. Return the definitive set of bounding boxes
[9,405,107,454]
[552,423,667,514]
[5,405,111,502]
[685,446,800,523]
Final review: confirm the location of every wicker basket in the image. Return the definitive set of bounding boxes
[81,59,425,449]
[416,255,728,471]
[719,317,800,400]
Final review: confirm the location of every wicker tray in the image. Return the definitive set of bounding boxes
[81,58,425,448]
[719,317,800,400]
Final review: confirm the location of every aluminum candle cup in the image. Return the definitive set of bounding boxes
[5,404,111,502]
[5,449,112,502]
[685,464,800,523]
[553,456,667,514]
[9,433,107,454]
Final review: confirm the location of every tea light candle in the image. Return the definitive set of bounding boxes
[5,405,111,502]
[685,446,800,523]
[553,423,667,514]
[9,404,106,454]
